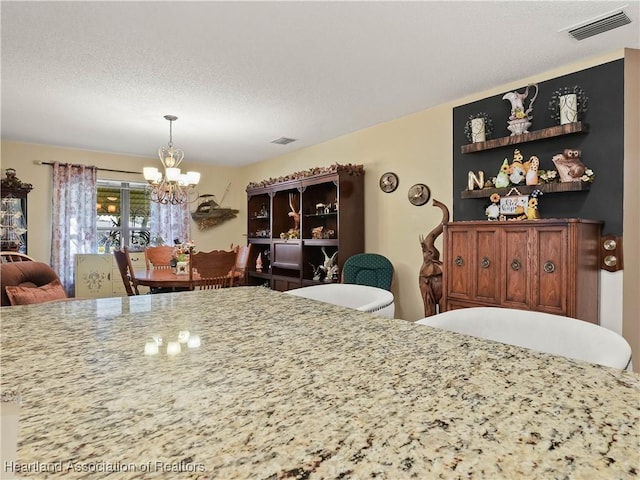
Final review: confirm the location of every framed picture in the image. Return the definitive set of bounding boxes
[499,194,528,216]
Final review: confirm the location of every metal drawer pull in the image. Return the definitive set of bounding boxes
[455,256,464,267]
[480,257,490,268]
[543,261,555,273]
[511,259,521,271]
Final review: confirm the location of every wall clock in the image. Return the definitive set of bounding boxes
[408,183,431,206]
[379,172,399,193]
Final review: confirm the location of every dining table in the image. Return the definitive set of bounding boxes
[1,287,638,479]
[133,269,202,289]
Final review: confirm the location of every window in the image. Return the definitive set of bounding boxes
[96,180,151,252]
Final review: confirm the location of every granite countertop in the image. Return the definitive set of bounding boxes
[1,287,638,479]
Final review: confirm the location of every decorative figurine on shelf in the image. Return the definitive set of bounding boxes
[321,247,338,283]
[526,156,540,186]
[419,199,449,317]
[311,262,326,282]
[485,193,501,221]
[280,193,301,239]
[495,159,511,188]
[288,193,300,229]
[312,226,323,239]
[526,190,543,220]
[552,149,586,182]
[256,252,263,272]
[548,85,588,125]
[509,149,526,185]
[502,83,538,135]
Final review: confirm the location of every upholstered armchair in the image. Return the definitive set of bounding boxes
[1,262,67,306]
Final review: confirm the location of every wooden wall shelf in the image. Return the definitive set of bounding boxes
[461,122,590,154]
[461,181,591,199]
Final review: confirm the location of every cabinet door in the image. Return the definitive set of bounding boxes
[446,227,473,302]
[272,241,301,269]
[531,226,568,316]
[473,227,500,303]
[75,254,113,298]
[501,226,529,309]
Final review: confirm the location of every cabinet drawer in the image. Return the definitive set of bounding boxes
[272,276,301,292]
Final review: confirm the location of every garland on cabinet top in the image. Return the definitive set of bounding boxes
[246,163,364,189]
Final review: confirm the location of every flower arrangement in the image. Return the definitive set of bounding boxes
[464,112,494,143]
[581,168,595,183]
[538,169,559,183]
[548,85,588,124]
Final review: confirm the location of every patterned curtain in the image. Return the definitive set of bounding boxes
[51,162,98,295]
[150,201,191,247]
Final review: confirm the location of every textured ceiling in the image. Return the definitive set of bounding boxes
[2,1,639,167]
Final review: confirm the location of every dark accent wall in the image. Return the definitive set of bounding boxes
[452,59,624,236]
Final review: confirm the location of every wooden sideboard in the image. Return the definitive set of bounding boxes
[442,219,602,324]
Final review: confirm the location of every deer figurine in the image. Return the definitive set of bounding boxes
[288,193,300,230]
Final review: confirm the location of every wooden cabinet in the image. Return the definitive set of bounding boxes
[75,252,149,298]
[246,165,364,291]
[443,219,602,324]
[0,169,32,254]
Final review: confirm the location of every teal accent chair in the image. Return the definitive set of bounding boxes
[342,253,393,291]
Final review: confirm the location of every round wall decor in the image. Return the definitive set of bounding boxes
[379,172,399,193]
[408,183,430,206]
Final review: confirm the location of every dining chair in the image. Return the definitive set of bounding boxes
[415,307,633,370]
[342,253,394,291]
[144,246,174,270]
[229,244,252,286]
[1,252,35,263]
[113,248,140,296]
[285,283,395,318]
[191,249,238,290]
[197,275,234,290]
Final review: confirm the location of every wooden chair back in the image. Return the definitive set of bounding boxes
[191,249,237,289]
[113,248,140,296]
[144,246,174,270]
[230,244,252,285]
[198,275,234,290]
[1,252,35,263]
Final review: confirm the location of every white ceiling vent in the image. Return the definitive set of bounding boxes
[270,137,297,145]
[564,9,631,41]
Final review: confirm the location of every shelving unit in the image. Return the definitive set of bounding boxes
[246,164,364,291]
[460,122,589,154]
[461,180,591,199]
[460,121,593,199]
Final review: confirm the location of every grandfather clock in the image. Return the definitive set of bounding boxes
[1,168,33,253]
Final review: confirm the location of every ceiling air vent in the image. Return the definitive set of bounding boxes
[566,10,631,40]
[270,137,297,145]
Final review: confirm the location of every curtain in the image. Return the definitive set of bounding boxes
[51,162,98,295]
[150,201,191,247]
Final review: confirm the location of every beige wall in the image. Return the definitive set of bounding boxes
[0,142,246,263]
[2,49,637,365]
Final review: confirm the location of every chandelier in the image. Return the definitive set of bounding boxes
[143,115,200,205]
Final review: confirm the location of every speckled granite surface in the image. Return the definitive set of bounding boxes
[1,287,638,479]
